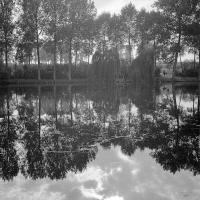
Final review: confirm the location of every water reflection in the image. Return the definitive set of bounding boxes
[0,83,200,182]
[0,92,19,181]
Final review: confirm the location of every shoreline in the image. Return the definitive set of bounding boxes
[0,77,199,87]
[160,77,199,82]
[0,79,88,87]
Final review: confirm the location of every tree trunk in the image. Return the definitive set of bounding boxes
[38,86,41,147]
[199,48,200,82]
[103,34,106,55]
[5,42,8,69]
[180,54,183,72]
[172,83,180,146]
[0,48,3,65]
[193,94,195,117]
[4,29,8,70]
[128,98,131,134]
[68,85,73,126]
[68,39,72,81]
[53,33,57,81]
[141,31,145,53]
[88,41,91,64]
[198,81,200,136]
[128,28,132,65]
[172,52,178,82]
[53,6,57,81]
[198,80,200,149]
[54,85,57,129]
[172,18,182,82]
[35,13,41,81]
[75,49,78,69]
[6,92,10,137]
[153,39,156,76]
[36,43,41,81]
[194,48,196,70]
[28,55,31,66]
[59,48,63,64]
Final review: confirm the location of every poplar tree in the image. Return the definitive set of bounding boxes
[18,0,46,80]
[43,0,66,81]
[0,0,15,68]
[120,3,137,64]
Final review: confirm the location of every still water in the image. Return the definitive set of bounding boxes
[0,83,200,200]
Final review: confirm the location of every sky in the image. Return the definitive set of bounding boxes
[94,0,156,15]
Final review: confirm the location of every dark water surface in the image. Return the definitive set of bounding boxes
[0,83,200,200]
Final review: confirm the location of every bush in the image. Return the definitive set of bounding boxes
[155,67,161,77]
[176,67,198,77]
[0,63,93,80]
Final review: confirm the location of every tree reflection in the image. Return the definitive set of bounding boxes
[0,92,19,181]
[22,131,45,179]
[0,83,200,180]
[19,87,45,179]
[138,84,200,175]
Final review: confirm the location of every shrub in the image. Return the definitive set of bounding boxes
[155,67,161,77]
[176,67,198,77]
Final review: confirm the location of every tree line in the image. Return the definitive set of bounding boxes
[0,0,200,80]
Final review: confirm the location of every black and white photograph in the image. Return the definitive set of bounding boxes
[0,0,200,199]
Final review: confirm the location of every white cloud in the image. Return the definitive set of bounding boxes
[94,0,155,15]
[134,0,155,10]
[80,186,103,200]
[105,196,124,200]
[0,179,65,200]
[131,169,140,176]
[75,166,105,189]
[73,164,124,200]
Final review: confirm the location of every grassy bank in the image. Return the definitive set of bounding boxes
[0,63,90,80]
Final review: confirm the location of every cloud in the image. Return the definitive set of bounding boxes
[0,179,66,200]
[75,165,123,200]
[93,0,155,15]
[105,196,124,200]
[134,0,155,10]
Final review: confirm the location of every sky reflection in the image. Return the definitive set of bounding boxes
[1,145,200,200]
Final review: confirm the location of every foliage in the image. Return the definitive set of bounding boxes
[95,12,111,53]
[130,49,154,82]
[0,0,15,67]
[92,49,120,82]
[0,0,200,80]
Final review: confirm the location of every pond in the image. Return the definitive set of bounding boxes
[0,83,200,200]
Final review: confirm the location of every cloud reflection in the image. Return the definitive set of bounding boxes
[1,146,200,200]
